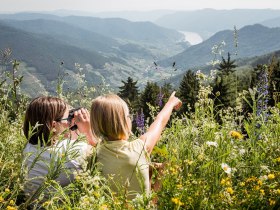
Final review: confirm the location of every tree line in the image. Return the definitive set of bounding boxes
[118,53,280,129]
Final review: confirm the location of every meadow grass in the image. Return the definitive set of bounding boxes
[0,71,280,210]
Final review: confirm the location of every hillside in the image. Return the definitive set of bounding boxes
[0,22,114,74]
[60,16,183,43]
[155,9,280,40]
[0,13,184,46]
[0,14,187,95]
[261,16,280,28]
[1,19,121,54]
[0,13,186,61]
[0,22,126,94]
[164,49,280,88]
[159,24,280,71]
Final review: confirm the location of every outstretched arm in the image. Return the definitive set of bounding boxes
[139,91,182,154]
[74,108,97,146]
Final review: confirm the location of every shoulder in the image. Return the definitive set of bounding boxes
[129,138,149,153]
[23,143,39,159]
[52,139,92,157]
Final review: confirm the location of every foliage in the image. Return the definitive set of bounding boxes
[268,57,280,106]
[118,77,139,110]
[178,70,199,113]
[139,81,160,122]
[2,48,280,210]
[211,53,239,123]
[217,53,237,76]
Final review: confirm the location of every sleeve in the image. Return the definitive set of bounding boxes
[68,142,93,169]
[132,139,150,159]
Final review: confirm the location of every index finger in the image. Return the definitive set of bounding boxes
[170,91,176,97]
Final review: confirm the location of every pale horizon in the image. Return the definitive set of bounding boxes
[0,0,280,13]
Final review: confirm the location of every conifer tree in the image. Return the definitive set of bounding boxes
[118,76,139,109]
[268,57,280,105]
[218,52,237,76]
[139,82,160,121]
[178,70,199,114]
[212,52,238,109]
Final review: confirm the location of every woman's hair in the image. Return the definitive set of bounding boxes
[23,96,67,145]
[90,94,130,141]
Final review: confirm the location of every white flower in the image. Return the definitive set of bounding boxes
[221,163,232,174]
[214,132,222,141]
[206,141,218,148]
[259,175,268,181]
[239,149,246,155]
[260,165,270,173]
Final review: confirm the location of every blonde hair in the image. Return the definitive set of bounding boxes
[90,94,130,141]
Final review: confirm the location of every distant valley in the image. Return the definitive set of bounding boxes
[0,9,280,96]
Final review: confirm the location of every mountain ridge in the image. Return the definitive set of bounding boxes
[159,24,280,70]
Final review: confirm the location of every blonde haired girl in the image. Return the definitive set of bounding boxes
[91,92,181,199]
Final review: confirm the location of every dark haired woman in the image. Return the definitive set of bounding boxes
[22,96,96,202]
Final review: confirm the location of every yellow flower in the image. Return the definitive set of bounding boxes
[269,199,276,206]
[184,159,193,165]
[221,177,231,186]
[171,197,184,206]
[100,204,108,210]
[229,131,243,139]
[268,174,275,180]
[0,196,4,202]
[239,182,245,187]
[226,181,231,186]
[9,200,15,205]
[93,191,100,198]
[254,186,260,191]
[83,197,90,204]
[260,189,265,196]
[246,176,257,182]
[257,180,263,186]
[275,157,280,163]
[42,201,51,207]
[6,206,17,210]
[226,187,234,195]
[176,184,183,189]
[198,154,204,161]
[276,189,280,195]
[5,188,10,193]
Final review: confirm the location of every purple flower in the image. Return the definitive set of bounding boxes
[136,110,145,134]
[256,68,269,120]
[157,89,164,107]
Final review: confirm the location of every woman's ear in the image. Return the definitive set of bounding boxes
[51,121,57,133]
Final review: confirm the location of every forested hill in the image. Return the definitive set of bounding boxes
[0,22,114,80]
[159,24,280,70]
[164,49,280,88]
[1,19,121,54]
[0,13,184,44]
[0,14,186,95]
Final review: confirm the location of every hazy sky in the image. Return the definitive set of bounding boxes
[1,0,280,13]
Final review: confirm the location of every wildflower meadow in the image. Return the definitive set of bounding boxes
[1,49,280,210]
